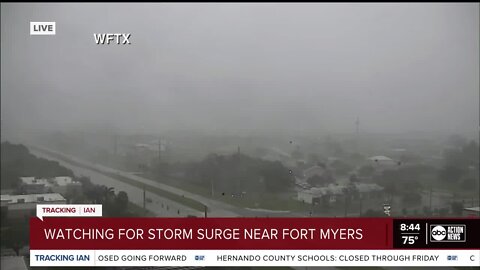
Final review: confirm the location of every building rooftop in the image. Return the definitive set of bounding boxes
[307,185,345,196]
[20,176,78,186]
[464,206,480,212]
[301,183,383,197]
[20,177,49,185]
[1,193,65,204]
[53,176,78,186]
[368,156,393,161]
[355,183,384,193]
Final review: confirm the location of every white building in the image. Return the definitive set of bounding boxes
[1,193,66,220]
[354,183,384,199]
[49,176,81,195]
[295,165,334,189]
[20,176,81,196]
[367,155,398,167]
[19,177,48,194]
[297,183,383,204]
[297,184,345,204]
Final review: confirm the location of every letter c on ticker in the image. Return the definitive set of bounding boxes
[470,255,475,261]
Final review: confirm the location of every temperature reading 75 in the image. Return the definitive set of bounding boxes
[402,235,418,245]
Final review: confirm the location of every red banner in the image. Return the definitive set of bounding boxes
[30,217,393,250]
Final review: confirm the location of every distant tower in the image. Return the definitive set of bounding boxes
[237,146,241,155]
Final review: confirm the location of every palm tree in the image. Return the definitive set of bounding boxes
[113,191,129,216]
[102,186,115,204]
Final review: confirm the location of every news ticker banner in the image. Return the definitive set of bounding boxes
[29,249,479,267]
[30,217,479,267]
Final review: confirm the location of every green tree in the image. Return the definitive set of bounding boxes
[102,186,115,204]
[439,165,465,183]
[113,191,129,216]
[307,174,333,187]
[187,153,294,194]
[307,153,323,165]
[152,161,170,177]
[358,165,374,177]
[259,161,294,192]
[402,191,422,206]
[1,142,74,189]
[439,207,449,216]
[422,206,432,216]
[461,178,478,190]
[330,160,353,176]
[291,146,304,160]
[363,209,384,217]
[447,134,468,148]
[349,174,359,183]
[450,201,464,216]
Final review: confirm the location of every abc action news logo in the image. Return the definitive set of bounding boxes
[430,224,466,242]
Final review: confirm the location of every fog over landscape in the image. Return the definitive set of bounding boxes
[1,3,478,139]
[1,5,480,265]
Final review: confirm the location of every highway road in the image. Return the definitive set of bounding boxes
[30,148,204,217]
[29,145,302,218]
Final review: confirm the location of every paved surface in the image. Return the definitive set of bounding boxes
[29,145,308,218]
[30,148,204,217]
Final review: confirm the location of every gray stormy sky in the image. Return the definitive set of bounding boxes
[1,3,479,137]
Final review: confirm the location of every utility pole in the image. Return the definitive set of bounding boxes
[210,179,215,197]
[143,184,146,212]
[204,205,208,218]
[158,137,162,162]
[359,197,363,217]
[355,116,360,153]
[429,187,433,214]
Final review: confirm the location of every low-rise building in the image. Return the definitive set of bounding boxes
[367,155,398,167]
[354,183,384,199]
[19,177,48,194]
[294,164,336,191]
[50,176,82,196]
[20,176,81,196]
[1,193,66,221]
[297,183,384,204]
[298,184,344,204]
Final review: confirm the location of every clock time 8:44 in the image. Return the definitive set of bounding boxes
[400,223,421,231]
